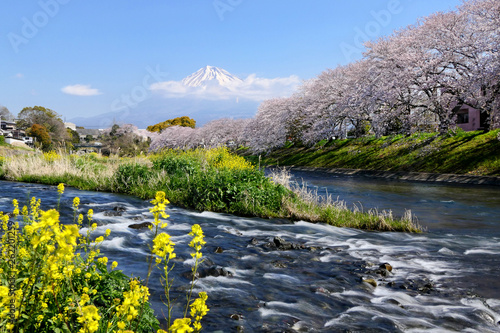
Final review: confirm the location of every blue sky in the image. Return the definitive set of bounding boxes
[1,0,462,128]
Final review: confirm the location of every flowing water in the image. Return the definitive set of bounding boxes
[1,174,500,332]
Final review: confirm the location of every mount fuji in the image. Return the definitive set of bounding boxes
[70,66,299,128]
[181,66,242,87]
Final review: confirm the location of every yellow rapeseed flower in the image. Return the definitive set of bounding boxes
[12,199,19,217]
[57,183,65,195]
[81,294,90,305]
[190,292,209,330]
[169,318,194,333]
[188,224,206,259]
[150,191,170,227]
[152,232,176,261]
[77,305,101,333]
[97,256,108,265]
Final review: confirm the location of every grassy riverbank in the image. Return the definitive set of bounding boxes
[0,148,421,232]
[245,130,500,176]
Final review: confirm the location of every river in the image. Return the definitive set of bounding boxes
[1,173,499,332]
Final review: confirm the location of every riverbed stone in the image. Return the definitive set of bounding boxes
[128,222,153,230]
[375,268,391,277]
[380,263,393,272]
[103,210,122,216]
[200,265,233,278]
[230,314,243,320]
[103,206,127,216]
[272,261,288,268]
[391,278,435,295]
[273,236,293,250]
[363,278,377,287]
[271,236,303,250]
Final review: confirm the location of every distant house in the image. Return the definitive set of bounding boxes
[1,120,27,139]
[1,120,16,132]
[76,128,101,141]
[1,119,33,146]
[64,122,77,131]
[455,105,487,131]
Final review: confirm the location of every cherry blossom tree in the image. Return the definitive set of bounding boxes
[299,71,346,144]
[197,118,251,148]
[149,125,197,151]
[458,0,500,128]
[244,98,291,153]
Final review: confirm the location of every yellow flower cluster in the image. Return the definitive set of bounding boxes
[57,183,65,195]
[77,305,101,333]
[149,191,170,230]
[0,184,117,333]
[0,286,11,319]
[162,291,209,332]
[42,150,61,162]
[115,279,150,325]
[152,233,176,264]
[190,292,209,331]
[168,318,193,332]
[188,224,206,260]
[204,147,254,171]
[0,187,210,333]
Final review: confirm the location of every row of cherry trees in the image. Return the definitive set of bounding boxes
[149,118,250,151]
[150,0,499,153]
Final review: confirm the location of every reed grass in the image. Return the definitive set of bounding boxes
[268,168,422,232]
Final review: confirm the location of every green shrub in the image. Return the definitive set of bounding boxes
[114,163,153,191]
[152,155,201,176]
[187,167,288,216]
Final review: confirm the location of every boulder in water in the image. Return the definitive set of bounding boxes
[230,314,243,320]
[128,222,153,230]
[113,206,127,212]
[363,278,377,287]
[272,236,302,250]
[380,263,393,272]
[249,238,259,245]
[200,265,233,278]
[104,206,127,216]
[103,211,122,217]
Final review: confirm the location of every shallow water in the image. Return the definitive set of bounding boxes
[1,177,500,332]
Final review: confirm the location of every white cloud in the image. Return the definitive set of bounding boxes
[61,84,102,96]
[150,74,300,101]
[15,73,24,79]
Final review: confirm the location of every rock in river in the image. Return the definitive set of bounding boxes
[128,222,153,230]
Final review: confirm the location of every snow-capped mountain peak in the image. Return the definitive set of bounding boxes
[182,66,242,87]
